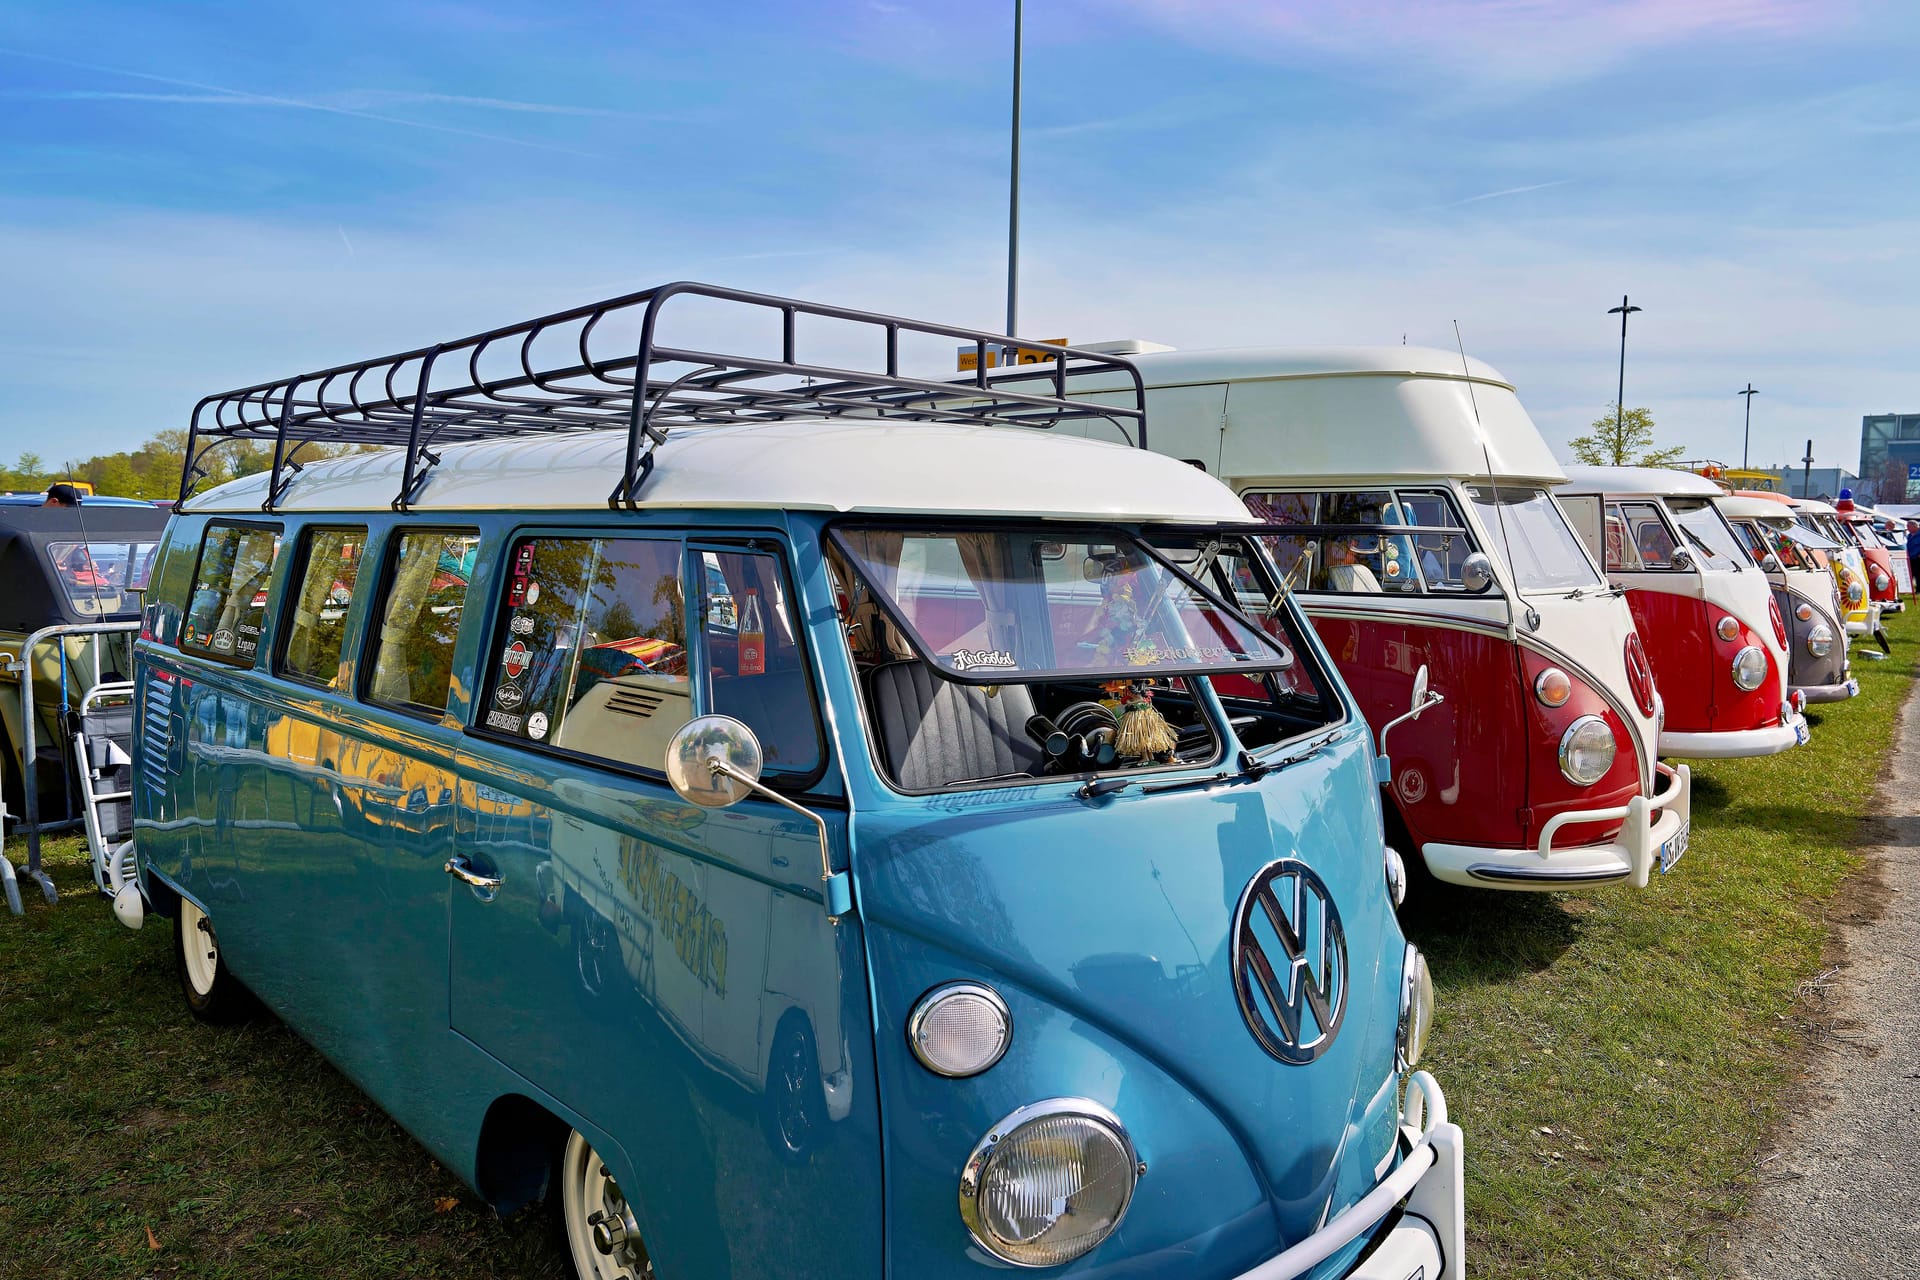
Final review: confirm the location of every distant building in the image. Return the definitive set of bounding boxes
[1785,466,1860,502]
[1859,412,1920,504]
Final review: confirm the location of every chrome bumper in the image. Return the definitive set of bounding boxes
[1660,709,1808,759]
[1795,677,1859,704]
[1421,761,1691,892]
[1232,1072,1463,1280]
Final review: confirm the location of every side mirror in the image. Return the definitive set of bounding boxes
[1670,547,1695,573]
[1762,554,1782,572]
[666,715,766,808]
[1376,663,1445,779]
[665,716,853,919]
[1460,552,1496,594]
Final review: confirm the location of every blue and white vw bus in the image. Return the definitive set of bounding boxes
[128,284,1462,1279]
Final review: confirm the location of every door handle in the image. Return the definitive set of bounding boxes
[445,856,503,891]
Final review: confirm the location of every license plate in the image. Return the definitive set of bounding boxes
[1793,719,1810,746]
[1846,678,1860,697]
[1659,820,1690,873]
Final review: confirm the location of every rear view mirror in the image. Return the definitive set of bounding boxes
[1460,552,1495,594]
[1411,664,1430,712]
[666,715,765,808]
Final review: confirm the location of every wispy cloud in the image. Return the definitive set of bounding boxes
[0,48,603,156]
[5,84,629,117]
[1446,178,1575,207]
[1104,0,1850,89]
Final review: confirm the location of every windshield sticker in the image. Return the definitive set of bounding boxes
[494,683,525,710]
[501,640,531,680]
[949,648,1016,672]
[527,711,550,740]
[1122,643,1235,666]
[212,628,235,653]
[485,710,523,733]
[509,614,534,636]
[525,582,541,606]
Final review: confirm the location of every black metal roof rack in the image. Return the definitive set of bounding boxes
[180,281,1149,513]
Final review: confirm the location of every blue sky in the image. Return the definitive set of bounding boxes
[2,0,1917,478]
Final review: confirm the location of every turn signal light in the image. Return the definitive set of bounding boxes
[1533,667,1572,708]
[1716,615,1740,642]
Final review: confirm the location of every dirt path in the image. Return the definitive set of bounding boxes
[1730,677,1920,1278]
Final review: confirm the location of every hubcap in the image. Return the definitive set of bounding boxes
[563,1132,652,1280]
[181,902,220,996]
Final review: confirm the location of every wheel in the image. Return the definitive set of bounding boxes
[763,1015,827,1164]
[560,1129,653,1280]
[173,898,259,1024]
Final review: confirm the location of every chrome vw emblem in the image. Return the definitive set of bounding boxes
[1231,859,1347,1064]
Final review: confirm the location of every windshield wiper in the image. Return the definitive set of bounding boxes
[1245,730,1343,774]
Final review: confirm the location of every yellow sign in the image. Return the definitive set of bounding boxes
[956,339,1069,371]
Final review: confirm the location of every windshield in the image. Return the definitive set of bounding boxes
[832,525,1291,683]
[1667,499,1746,571]
[1465,485,1603,592]
[1732,519,1802,569]
[46,540,160,615]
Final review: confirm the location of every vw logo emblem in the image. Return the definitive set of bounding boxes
[1230,858,1347,1064]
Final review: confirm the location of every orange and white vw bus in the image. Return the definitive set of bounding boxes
[1051,347,1691,891]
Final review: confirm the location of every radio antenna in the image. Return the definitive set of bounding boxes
[61,460,109,621]
[1454,322,1521,638]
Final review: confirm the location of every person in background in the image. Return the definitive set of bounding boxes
[1906,521,1920,595]
[42,483,81,508]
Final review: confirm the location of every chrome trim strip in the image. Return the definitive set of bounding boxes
[1467,863,1632,884]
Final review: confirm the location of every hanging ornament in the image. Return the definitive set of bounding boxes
[1104,679,1177,760]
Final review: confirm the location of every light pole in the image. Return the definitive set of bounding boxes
[1005,0,1022,336]
[1739,383,1759,470]
[1607,295,1642,441]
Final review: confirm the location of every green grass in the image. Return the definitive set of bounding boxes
[1403,602,1920,1278]
[1,609,1913,1279]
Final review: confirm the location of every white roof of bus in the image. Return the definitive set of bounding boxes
[1716,494,1797,521]
[1049,345,1568,486]
[180,420,1259,524]
[1788,496,1840,515]
[1555,465,1725,498]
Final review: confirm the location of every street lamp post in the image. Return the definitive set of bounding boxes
[1005,0,1022,336]
[1739,383,1759,470]
[1607,295,1642,440]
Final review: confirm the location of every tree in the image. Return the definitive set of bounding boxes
[1568,404,1684,468]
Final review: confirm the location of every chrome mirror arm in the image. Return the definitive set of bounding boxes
[708,757,851,920]
[1375,691,1445,780]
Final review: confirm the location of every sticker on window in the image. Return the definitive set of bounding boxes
[949,648,1016,672]
[527,711,550,740]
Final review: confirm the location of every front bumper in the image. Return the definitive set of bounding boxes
[1660,710,1808,759]
[1795,677,1859,704]
[1845,602,1881,636]
[1232,1072,1463,1280]
[1420,760,1690,892]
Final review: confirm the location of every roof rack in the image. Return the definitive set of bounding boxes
[180,281,1149,513]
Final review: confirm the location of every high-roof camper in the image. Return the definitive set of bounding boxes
[1055,346,1690,891]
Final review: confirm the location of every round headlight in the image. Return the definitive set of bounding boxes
[1731,645,1768,692]
[1847,577,1865,605]
[1397,944,1434,1069]
[1807,622,1834,657]
[1874,568,1891,591]
[908,983,1012,1078]
[1533,667,1571,708]
[1558,715,1616,786]
[1716,615,1740,642]
[960,1101,1138,1267]
[1795,601,1814,622]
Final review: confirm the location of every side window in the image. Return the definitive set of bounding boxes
[1391,488,1473,591]
[1612,502,1674,570]
[699,548,823,780]
[279,526,367,687]
[479,536,690,770]
[368,529,479,715]
[1243,489,1409,596]
[180,522,282,663]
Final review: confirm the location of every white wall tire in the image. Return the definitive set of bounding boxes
[173,898,258,1024]
[560,1129,653,1280]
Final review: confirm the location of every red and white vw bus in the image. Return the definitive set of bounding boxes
[1555,467,1808,758]
[1056,347,1690,891]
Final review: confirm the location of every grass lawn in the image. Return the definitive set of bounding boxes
[1,606,1913,1279]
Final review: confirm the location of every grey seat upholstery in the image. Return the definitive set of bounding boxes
[869,662,1041,789]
